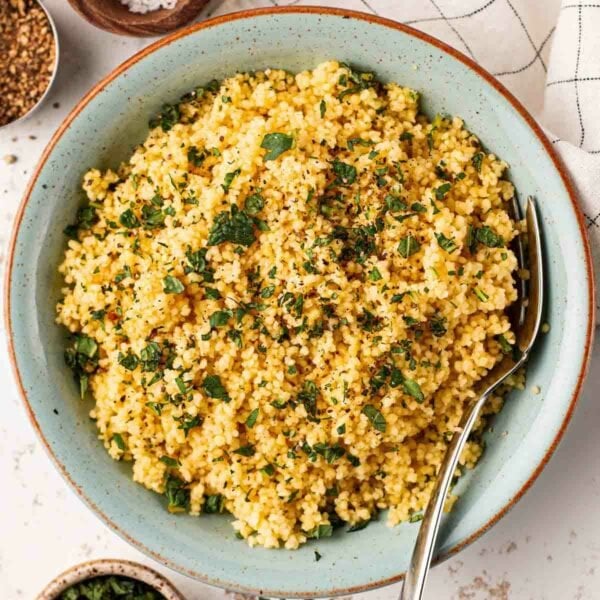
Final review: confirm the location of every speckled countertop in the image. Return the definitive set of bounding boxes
[1,2,599,599]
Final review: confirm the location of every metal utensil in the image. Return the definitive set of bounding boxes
[400,196,544,600]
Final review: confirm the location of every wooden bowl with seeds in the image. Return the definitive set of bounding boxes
[67,0,210,37]
[0,0,59,129]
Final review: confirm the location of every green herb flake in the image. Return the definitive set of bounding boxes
[435,232,458,253]
[314,550,323,562]
[233,444,256,457]
[163,275,185,294]
[111,433,125,451]
[245,408,259,428]
[260,463,275,476]
[403,378,425,402]
[308,524,334,539]
[368,267,383,282]
[398,234,420,258]
[472,152,484,172]
[187,146,206,167]
[160,455,179,468]
[209,310,232,328]
[164,473,190,513]
[261,132,294,161]
[207,205,256,247]
[347,519,370,532]
[475,226,505,248]
[496,334,513,354]
[202,374,231,402]
[435,182,452,200]
[203,494,224,514]
[119,209,139,229]
[222,168,241,193]
[244,193,264,215]
[260,284,276,299]
[362,404,386,433]
[474,287,489,302]
[319,99,326,118]
[150,102,180,132]
[332,159,357,185]
[118,351,139,371]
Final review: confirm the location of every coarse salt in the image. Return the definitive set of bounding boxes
[120,0,177,14]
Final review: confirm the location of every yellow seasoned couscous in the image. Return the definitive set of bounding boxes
[57,61,519,549]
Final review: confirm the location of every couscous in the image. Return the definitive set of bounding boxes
[56,61,519,549]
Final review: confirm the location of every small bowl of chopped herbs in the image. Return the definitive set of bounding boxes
[37,559,185,600]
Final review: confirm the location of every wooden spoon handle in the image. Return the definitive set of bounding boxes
[67,0,209,37]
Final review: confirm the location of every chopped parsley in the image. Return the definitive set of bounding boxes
[149,102,180,132]
[119,209,139,229]
[203,494,225,514]
[475,226,505,248]
[209,310,232,328]
[174,413,202,436]
[435,232,458,253]
[159,455,179,468]
[64,333,99,398]
[164,473,190,512]
[320,99,326,118]
[332,159,357,186]
[337,63,381,100]
[202,375,231,402]
[118,351,139,371]
[244,193,264,215]
[472,152,484,172]
[398,234,420,258]
[261,132,294,161]
[496,334,513,354]
[188,146,206,167]
[111,433,125,451]
[163,275,184,294]
[474,287,489,302]
[298,380,319,419]
[435,183,452,200]
[222,168,241,193]
[403,378,424,402]
[307,523,333,539]
[233,444,256,457]
[245,408,259,428]
[362,404,386,432]
[368,267,383,282]
[207,205,256,247]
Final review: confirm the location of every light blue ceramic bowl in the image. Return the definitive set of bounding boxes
[6,7,594,598]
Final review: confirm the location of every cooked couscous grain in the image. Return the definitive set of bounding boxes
[56,61,519,549]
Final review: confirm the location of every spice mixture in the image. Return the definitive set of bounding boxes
[0,0,56,127]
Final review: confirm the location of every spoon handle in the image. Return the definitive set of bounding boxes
[399,388,493,600]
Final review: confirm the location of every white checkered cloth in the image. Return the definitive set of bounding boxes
[204,0,600,292]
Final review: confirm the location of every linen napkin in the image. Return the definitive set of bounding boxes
[205,0,600,297]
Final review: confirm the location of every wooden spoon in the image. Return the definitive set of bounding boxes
[67,0,209,37]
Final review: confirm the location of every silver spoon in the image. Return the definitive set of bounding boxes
[400,196,544,600]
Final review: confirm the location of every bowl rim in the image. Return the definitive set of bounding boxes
[4,5,596,598]
[36,558,185,599]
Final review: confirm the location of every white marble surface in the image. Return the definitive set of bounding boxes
[1,2,599,599]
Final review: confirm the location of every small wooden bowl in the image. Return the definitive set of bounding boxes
[67,0,209,37]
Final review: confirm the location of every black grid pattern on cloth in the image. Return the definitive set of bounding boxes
[545,2,600,156]
[201,0,599,230]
